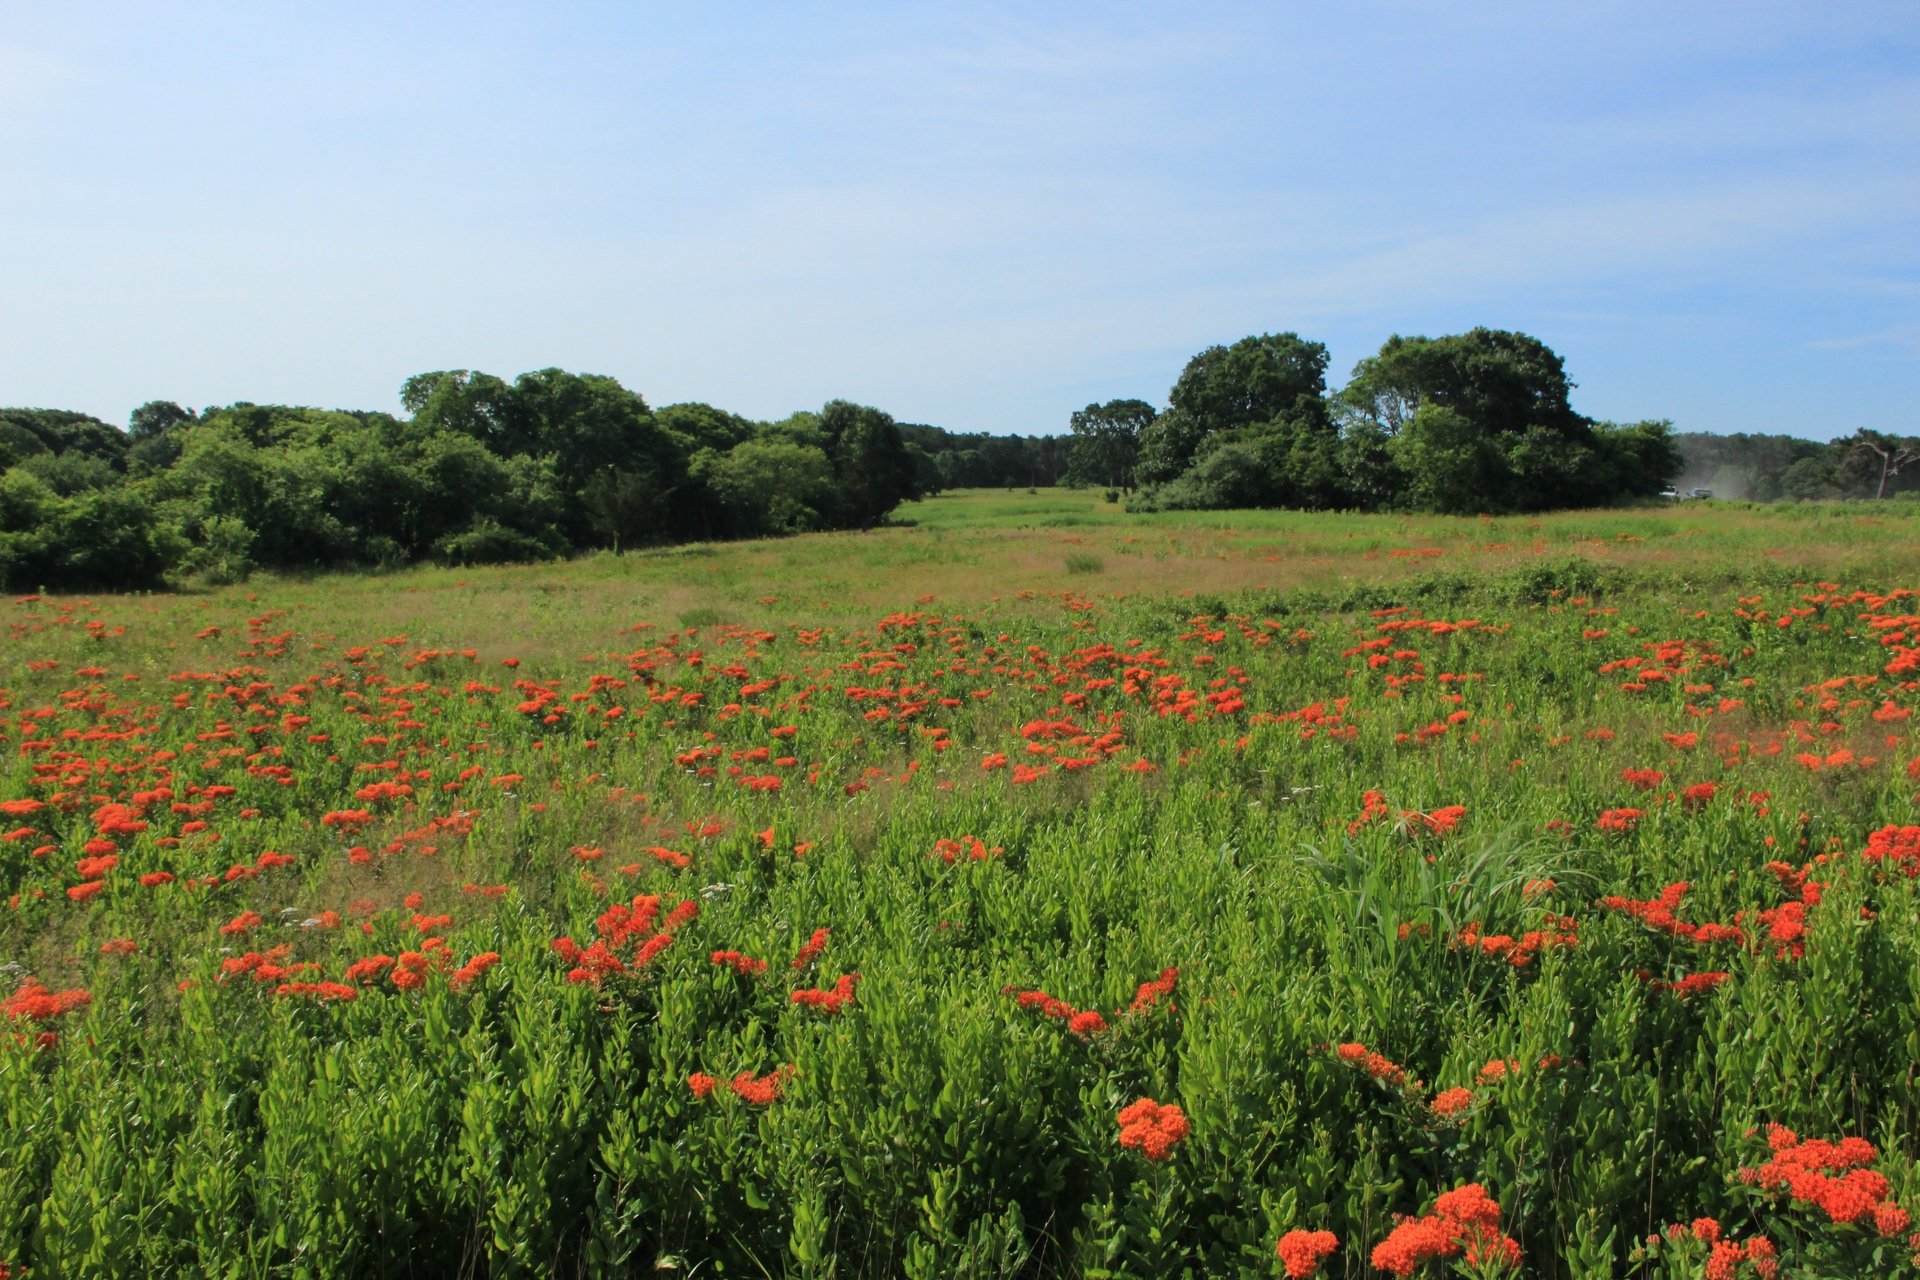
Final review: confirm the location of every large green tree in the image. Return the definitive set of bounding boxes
[1342,329,1581,440]
[1137,332,1331,486]
[816,400,920,528]
[1340,329,1640,512]
[1064,399,1154,492]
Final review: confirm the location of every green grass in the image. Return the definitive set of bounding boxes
[1,493,1917,1278]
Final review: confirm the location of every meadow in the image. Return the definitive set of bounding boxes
[3,490,1920,1279]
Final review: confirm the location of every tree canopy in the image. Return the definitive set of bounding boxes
[1125,327,1679,514]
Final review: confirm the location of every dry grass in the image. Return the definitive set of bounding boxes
[37,491,1920,667]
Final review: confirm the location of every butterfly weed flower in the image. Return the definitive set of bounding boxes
[343,955,395,984]
[1650,1222,1777,1280]
[1004,986,1080,1022]
[1401,804,1466,837]
[933,835,1000,864]
[3,979,91,1024]
[790,928,831,969]
[791,973,860,1014]
[1476,1059,1520,1085]
[1067,1010,1109,1038]
[1646,971,1731,998]
[1347,790,1390,835]
[1595,807,1645,834]
[1370,1183,1520,1277]
[1860,824,1920,881]
[728,1066,793,1105]
[710,950,768,977]
[449,952,500,989]
[1128,967,1178,1014]
[1599,883,1744,947]
[74,854,117,879]
[1737,1125,1911,1231]
[1332,1041,1409,1089]
[1116,1097,1188,1160]
[1276,1228,1338,1278]
[219,910,263,937]
[1706,1235,1777,1280]
[1454,917,1577,967]
[1681,782,1718,810]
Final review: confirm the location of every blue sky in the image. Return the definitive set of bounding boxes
[1,2,1915,439]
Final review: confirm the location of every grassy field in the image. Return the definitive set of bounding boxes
[3,491,1919,1278]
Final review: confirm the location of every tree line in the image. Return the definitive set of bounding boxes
[0,371,987,592]
[10,333,1890,594]
[1065,328,1683,514]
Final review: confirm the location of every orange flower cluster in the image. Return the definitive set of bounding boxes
[932,835,1001,864]
[790,927,831,969]
[448,951,500,989]
[1403,805,1466,837]
[1347,789,1390,834]
[1737,1125,1912,1236]
[791,973,860,1014]
[688,1066,796,1104]
[710,949,768,976]
[1742,897,1811,962]
[1600,882,1744,946]
[1640,970,1731,998]
[1455,915,1577,967]
[1681,781,1718,809]
[727,1065,793,1105]
[1347,791,1466,837]
[3,979,92,1023]
[1004,986,1108,1038]
[1128,966,1178,1013]
[1595,807,1645,834]
[1862,823,1920,878]
[1369,1183,1521,1277]
[1004,966,1177,1041]
[1654,1220,1778,1280]
[551,893,698,985]
[1115,1097,1188,1160]
[1332,1041,1408,1089]
[227,945,318,985]
[1275,1228,1338,1278]
[219,910,264,937]
[319,808,374,831]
